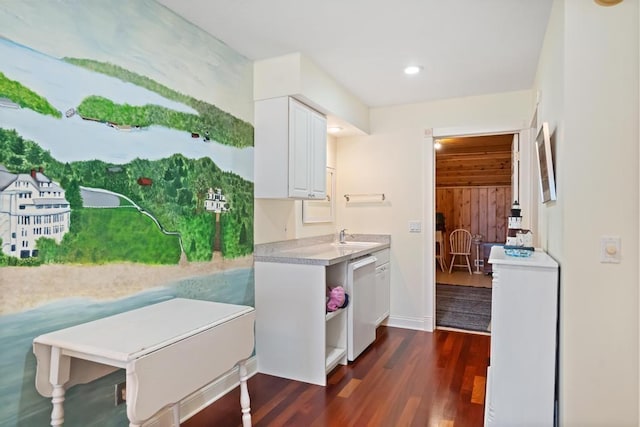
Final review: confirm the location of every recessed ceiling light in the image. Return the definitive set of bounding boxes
[328,126,343,133]
[404,65,423,75]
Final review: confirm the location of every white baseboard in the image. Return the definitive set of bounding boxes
[385,315,434,332]
[143,356,258,427]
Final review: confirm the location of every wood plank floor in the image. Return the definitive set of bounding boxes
[435,270,492,288]
[184,327,490,427]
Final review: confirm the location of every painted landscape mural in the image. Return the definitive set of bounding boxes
[0,1,254,425]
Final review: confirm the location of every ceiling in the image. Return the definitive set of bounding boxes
[157,0,553,111]
[435,134,514,187]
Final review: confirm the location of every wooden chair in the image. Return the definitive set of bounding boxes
[435,230,447,272]
[448,229,472,274]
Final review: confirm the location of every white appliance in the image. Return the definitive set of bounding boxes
[346,255,377,361]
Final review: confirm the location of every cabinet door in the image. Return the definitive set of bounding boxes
[375,263,390,326]
[308,110,327,198]
[289,99,312,198]
[288,98,326,199]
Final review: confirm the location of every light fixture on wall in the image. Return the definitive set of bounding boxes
[434,141,442,150]
[594,0,623,5]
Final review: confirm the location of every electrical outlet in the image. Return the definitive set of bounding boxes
[115,382,126,406]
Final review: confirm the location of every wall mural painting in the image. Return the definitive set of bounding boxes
[0,1,254,425]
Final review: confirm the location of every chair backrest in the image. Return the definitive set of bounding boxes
[449,229,472,254]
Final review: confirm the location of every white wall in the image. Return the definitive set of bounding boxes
[535,0,639,425]
[337,90,533,330]
[254,53,370,134]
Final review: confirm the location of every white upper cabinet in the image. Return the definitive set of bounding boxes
[255,96,327,199]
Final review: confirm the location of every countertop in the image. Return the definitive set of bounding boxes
[488,246,558,268]
[254,234,391,266]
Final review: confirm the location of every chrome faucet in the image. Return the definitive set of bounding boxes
[339,228,348,243]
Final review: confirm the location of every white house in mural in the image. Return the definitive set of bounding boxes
[0,165,71,258]
[204,188,228,213]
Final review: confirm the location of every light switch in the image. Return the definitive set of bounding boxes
[409,221,422,233]
[600,236,621,263]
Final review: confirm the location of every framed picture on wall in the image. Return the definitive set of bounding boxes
[535,122,557,203]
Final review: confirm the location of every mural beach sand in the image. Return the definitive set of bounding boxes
[0,256,253,315]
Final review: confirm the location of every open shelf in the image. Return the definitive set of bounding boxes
[325,346,347,374]
[325,308,344,322]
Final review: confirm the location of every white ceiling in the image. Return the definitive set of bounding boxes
[157,0,553,109]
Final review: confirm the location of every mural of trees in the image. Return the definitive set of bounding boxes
[0,129,253,265]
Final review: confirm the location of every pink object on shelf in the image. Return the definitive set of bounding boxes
[327,286,346,312]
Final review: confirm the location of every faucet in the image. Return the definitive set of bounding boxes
[339,228,348,244]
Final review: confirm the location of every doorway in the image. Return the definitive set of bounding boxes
[433,132,516,332]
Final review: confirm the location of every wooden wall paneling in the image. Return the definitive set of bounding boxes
[495,187,509,243]
[453,187,463,230]
[470,189,480,238]
[486,188,497,243]
[435,186,511,260]
[478,187,488,242]
[461,188,471,232]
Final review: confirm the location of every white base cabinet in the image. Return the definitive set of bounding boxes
[485,246,559,427]
[373,249,390,326]
[255,261,347,386]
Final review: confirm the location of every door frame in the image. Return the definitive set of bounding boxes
[425,123,533,331]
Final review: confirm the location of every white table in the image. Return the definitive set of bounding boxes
[33,298,255,427]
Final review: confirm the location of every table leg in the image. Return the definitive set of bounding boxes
[50,385,66,426]
[238,360,252,427]
[49,347,70,427]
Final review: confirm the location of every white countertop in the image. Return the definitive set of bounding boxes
[488,246,558,269]
[254,234,391,266]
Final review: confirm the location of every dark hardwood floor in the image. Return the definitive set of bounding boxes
[184,327,490,427]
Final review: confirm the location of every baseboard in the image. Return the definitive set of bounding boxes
[385,314,434,332]
[143,356,258,427]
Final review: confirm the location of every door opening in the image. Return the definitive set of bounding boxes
[433,132,516,333]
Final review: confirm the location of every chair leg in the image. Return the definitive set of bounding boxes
[439,257,447,272]
[465,255,472,275]
[448,255,454,273]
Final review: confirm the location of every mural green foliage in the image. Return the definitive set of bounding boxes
[0,71,61,118]
[35,209,182,264]
[178,214,214,262]
[65,58,253,148]
[0,129,253,264]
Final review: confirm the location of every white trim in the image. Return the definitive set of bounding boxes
[433,123,528,139]
[143,356,258,426]
[424,131,435,332]
[436,326,491,337]
[385,315,434,332]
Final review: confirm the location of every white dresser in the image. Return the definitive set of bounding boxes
[485,246,559,427]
